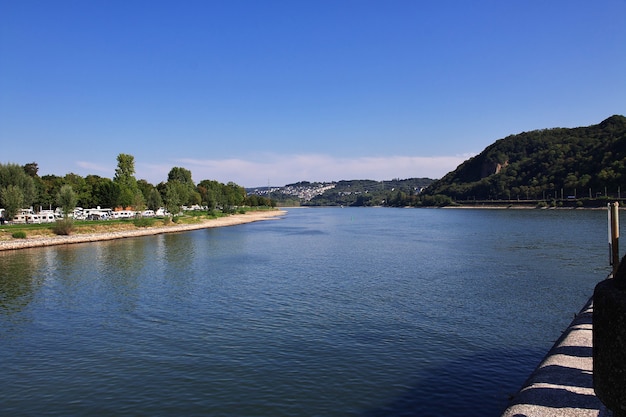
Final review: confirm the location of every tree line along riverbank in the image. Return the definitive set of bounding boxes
[0,209,285,251]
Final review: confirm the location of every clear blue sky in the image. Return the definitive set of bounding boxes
[1,0,625,187]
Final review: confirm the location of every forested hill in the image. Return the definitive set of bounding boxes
[249,178,434,207]
[423,115,626,203]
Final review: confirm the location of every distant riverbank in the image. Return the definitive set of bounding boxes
[0,210,285,251]
[441,198,617,209]
[441,204,607,210]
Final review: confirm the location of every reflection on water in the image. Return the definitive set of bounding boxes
[0,208,613,416]
[94,238,147,312]
[0,250,45,317]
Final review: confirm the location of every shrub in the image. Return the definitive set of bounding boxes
[12,231,26,239]
[186,210,205,217]
[53,218,75,235]
[133,217,155,228]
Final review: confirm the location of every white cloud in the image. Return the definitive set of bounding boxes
[173,153,473,187]
[76,161,113,175]
[74,153,473,186]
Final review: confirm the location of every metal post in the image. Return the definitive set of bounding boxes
[609,202,620,277]
[594,229,626,416]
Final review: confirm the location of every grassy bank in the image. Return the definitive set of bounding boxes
[0,207,276,242]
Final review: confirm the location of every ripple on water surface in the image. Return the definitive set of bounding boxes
[0,208,610,416]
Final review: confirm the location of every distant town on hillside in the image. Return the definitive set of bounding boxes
[249,115,626,208]
[247,178,434,207]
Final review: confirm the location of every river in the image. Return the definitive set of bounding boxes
[0,207,611,416]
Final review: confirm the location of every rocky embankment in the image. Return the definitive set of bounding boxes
[0,210,285,251]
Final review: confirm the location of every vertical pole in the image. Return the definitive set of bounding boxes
[609,203,612,265]
[610,202,620,277]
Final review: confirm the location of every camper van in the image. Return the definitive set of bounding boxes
[83,207,113,220]
[12,208,40,224]
[155,207,170,217]
[111,210,136,219]
[37,210,58,223]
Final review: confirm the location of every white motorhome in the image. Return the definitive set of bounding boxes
[12,208,40,224]
[72,207,85,220]
[155,207,170,217]
[183,204,203,211]
[111,210,136,219]
[141,210,155,217]
[83,207,113,220]
[37,210,58,223]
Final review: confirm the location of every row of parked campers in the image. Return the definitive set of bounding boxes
[76,208,159,220]
[11,209,60,224]
[1,207,163,224]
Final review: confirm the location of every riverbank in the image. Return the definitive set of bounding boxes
[501,297,610,417]
[0,209,285,251]
[442,205,607,210]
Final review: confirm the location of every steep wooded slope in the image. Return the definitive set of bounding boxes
[424,115,626,200]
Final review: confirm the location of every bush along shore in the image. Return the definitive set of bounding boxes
[0,209,284,251]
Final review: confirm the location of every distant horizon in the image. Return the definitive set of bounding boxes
[7,113,626,188]
[4,157,443,189]
[2,2,624,187]
[16,152,469,188]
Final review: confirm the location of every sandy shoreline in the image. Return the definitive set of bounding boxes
[0,210,286,252]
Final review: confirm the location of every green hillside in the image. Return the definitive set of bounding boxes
[423,115,626,205]
[305,178,433,207]
[251,178,434,207]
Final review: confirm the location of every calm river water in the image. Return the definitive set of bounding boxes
[0,208,611,416]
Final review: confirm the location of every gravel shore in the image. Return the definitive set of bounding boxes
[0,210,285,251]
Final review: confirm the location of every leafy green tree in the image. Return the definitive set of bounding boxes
[221,182,246,212]
[23,162,39,178]
[353,194,373,206]
[197,179,222,210]
[137,179,162,211]
[167,167,194,185]
[137,179,154,201]
[63,173,92,208]
[118,187,136,209]
[38,174,64,210]
[0,163,36,207]
[133,193,146,213]
[0,185,24,220]
[53,185,77,235]
[146,188,163,211]
[164,181,186,215]
[56,184,77,218]
[166,167,198,206]
[246,194,260,207]
[20,162,47,209]
[114,153,136,182]
[89,176,120,208]
[113,153,143,208]
[85,175,107,207]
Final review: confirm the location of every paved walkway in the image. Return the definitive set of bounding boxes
[501,298,612,417]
